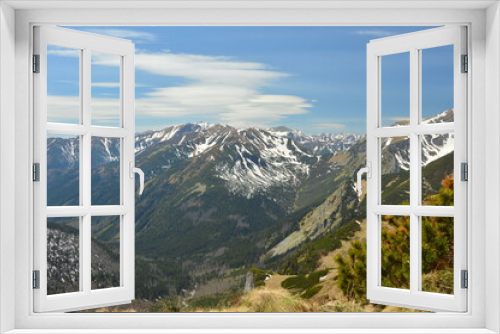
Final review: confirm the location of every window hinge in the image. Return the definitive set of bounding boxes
[33,163,40,182]
[33,270,40,289]
[461,162,468,181]
[461,270,468,289]
[461,54,468,73]
[33,54,40,73]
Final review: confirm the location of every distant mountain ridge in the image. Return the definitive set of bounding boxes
[48,123,361,198]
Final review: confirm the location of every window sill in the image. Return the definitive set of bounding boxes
[3,330,498,334]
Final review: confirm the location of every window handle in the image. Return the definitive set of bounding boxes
[356,162,371,197]
[129,162,145,195]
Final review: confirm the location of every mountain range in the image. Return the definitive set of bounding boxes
[46,109,454,299]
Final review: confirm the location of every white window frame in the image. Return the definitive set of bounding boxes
[0,1,499,333]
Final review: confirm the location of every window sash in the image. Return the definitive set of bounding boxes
[32,26,136,313]
[366,26,468,312]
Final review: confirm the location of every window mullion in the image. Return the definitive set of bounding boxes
[409,47,420,294]
[82,47,92,294]
[78,48,84,292]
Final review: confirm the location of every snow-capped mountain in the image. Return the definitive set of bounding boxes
[268,126,360,155]
[380,109,454,174]
[132,124,360,197]
[47,136,120,169]
[47,110,454,199]
[134,123,360,157]
[48,123,360,198]
[47,137,79,169]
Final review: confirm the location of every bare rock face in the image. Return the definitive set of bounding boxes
[244,271,254,293]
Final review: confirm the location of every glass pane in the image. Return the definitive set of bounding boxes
[421,45,454,123]
[381,215,410,289]
[91,216,121,290]
[381,52,410,127]
[47,134,80,206]
[381,136,410,205]
[421,216,454,295]
[91,52,121,127]
[421,133,454,206]
[47,217,80,295]
[47,45,81,124]
[91,137,121,205]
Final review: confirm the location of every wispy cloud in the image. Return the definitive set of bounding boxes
[85,29,157,43]
[92,82,120,88]
[48,95,120,125]
[91,82,149,88]
[353,29,394,38]
[93,51,288,88]
[47,47,80,57]
[47,49,313,127]
[57,80,78,85]
[93,51,313,127]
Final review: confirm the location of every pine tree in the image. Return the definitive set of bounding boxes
[334,240,366,300]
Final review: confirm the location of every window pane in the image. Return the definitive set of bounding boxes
[47,45,80,124]
[421,45,454,123]
[91,137,121,205]
[91,52,121,127]
[381,52,410,127]
[47,134,80,206]
[381,136,410,205]
[381,215,410,289]
[91,216,121,290]
[47,217,80,295]
[421,133,454,206]
[421,216,454,295]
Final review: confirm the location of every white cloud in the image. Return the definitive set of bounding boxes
[353,29,394,37]
[93,51,287,88]
[84,29,157,43]
[133,87,311,128]
[48,50,314,128]
[47,95,80,123]
[47,95,120,125]
[92,82,149,88]
[47,47,80,57]
[92,82,120,88]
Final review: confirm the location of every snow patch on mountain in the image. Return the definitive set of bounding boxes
[380,109,455,174]
[422,133,454,166]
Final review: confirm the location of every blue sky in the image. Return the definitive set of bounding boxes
[49,26,453,134]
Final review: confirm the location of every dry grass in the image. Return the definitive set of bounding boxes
[84,284,425,313]
[189,288,312,312]
[186,285,420,313]
[79,299,152,313]
[241,288,313,312]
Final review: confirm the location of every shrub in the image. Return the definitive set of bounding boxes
[335,175,455,300]
[300,285,323,299]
